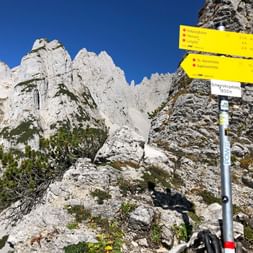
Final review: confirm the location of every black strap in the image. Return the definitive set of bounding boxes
[196,230,222,253]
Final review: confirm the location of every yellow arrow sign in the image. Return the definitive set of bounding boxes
[179,25,253,58]
[181,53,253,83]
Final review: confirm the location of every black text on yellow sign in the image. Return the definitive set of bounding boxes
[180,53,253,84]
[179,25,253,58]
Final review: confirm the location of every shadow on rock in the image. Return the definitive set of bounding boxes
[148,182,194,213]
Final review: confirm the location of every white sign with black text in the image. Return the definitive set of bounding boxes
[211,80,241,97]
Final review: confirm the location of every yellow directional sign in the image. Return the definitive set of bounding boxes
[179,25,253,58]
[181,53,253,83]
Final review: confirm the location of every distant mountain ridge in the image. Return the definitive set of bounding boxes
[0,38,172,149]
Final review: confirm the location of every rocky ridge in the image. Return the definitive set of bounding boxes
[0,40,172,150]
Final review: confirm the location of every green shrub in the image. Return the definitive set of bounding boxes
[0,120,40,143]
[0,147,51,212]
[240,153,253,170]
[233,204,242,215]
[0,235,8,250]
[120,202,136,218]
[118,178,146,196]
[142,165,171,189]
[171,173,184,188]
[0,127,107,219]
[118,166,172,195]
[198,190,221,205]
[89,215,110,231]
[188,211,202,225]
[66,222,79,230]
[118,178,131,197]
[244,224,253,244]
[148,102,167,119]
[54,83,78,102]
[66,205,91,223]
[173,223,192,242]
[65,207,125,252]
[90,189,111,205]
[150,224,162,245]
[84,213,124,253]
[87,219,124,253]
[64,242,87,253]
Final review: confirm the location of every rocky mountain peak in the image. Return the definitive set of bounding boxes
[0,38,172,150]
[32,38,48,51]
[32,38,63,52]
[74,48,124,77]
[73,46,172,139]
[0,39,106,150]
[0,61,11,79]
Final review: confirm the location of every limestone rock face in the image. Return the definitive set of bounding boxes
[132,73,172,115]
[149,0,253,213]
[0,39,105,150]
[149,70,253,210]
[73,49,131,133]
[0,62,12,126]
[0,39,172,148]
[130,73,173,138]
[73,49,172,139]
[0,62,12,99]
[199,0,253,32]
[159,209,185,247]
[0,159,106,253]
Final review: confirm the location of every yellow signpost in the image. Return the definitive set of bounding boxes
[178,24,253,253]
[180,53,253,83]
[179,25,253,58]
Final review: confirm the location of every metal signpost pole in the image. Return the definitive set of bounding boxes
[179,19,248,252]
[218,25,235,253]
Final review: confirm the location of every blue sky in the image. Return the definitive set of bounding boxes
[0,1,204,83]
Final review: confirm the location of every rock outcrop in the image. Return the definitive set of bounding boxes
[0,134,244,253]
[95,126,145,164]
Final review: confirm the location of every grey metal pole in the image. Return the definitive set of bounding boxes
[218,25,235,253]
